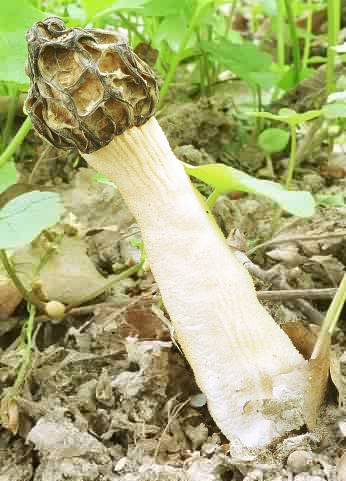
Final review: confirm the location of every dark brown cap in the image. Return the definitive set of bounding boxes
[25,17,158,153]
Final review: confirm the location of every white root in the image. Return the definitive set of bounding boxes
[84,117,308,448]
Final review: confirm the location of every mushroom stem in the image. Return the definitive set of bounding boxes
[84,116,308,448]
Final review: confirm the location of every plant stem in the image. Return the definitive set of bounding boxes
[2,88,19,147]
[265,153,275,177]
[277,0,286,68]
[158,5,203,107]
[0,117,32,168]
[117,12,146,43]
[284,0,301,84]
[0,249,45,310]
[311,273,346,359]
[207,189,220,208]
[228,0,239,36]
[285,125,297,189]
[326,0,340,95]
[66,260,144,310]
[13,304,36,392]
[256,85,263,131]
[196,29,211,96]
[302,0,313,69]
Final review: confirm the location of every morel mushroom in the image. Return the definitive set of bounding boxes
[25,17,308,449]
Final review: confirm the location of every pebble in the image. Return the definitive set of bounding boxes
[287,450,313,473]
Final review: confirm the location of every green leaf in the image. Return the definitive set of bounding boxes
[184,163,315,217]
[322,103,346,119]
[278,65,314,91]
[0,162,17,194]
[0,191,64,249]
[250,108,321,126]
[315,192,345,207]
[257,0,277,16]
[93,172,116,187]
[81,0,148,18]
[201,39,278,88]
[155,15,188,51]
[258,128,290,153]
[142,0,190,16]
[0,1,44,85]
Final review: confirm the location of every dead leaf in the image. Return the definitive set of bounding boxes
[13,236,118,305]
[282,322,330,429]
[0,396,19,435]
[330,350,346,410]
[337,452,346,481]
[266,246,306,267]
[118,296,170,341]
[0,275,22,320]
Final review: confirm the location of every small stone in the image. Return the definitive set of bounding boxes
[287,450,313,473]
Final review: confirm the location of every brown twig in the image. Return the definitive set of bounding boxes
[235,251,324,323]
[258,287,337,301]
[248,231,346,255]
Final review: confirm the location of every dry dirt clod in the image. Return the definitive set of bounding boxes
[287,450,314,473]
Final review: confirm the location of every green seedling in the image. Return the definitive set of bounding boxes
[251,108,322,188]
[258,127,290,177]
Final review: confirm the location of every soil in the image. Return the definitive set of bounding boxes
[0,76,345,480]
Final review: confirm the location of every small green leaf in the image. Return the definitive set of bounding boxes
[184,163,315,217]
[250,108,321,126]
[315,193,345,207]
[0,191,64,249]
[258,128,290,154]
[0,162,17,194]
[93,172,116,187]
[322,103,346,119]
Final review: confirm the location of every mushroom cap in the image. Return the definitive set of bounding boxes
[25,17,158,153]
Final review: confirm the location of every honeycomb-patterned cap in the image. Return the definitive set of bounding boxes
[25,17,158,153]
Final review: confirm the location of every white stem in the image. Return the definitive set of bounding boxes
[84,117,308,448]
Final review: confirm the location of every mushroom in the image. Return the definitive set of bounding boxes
[25,18,308,449]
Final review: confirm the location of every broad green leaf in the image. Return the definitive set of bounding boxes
[184,163,315,217]
[0,1,44,84]
[82,0,148,19]
[0,162,17,194]
[142,0,191,16]
[258,128,290,154]
[201,39,279,88]
[257,0,277,16]
[322,103,346,119]
[0,191,64,249]
[155,15,188,51]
